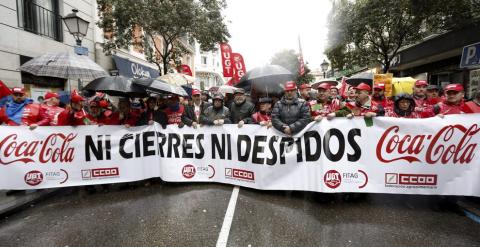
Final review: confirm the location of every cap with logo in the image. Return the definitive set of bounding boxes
[317,82,331,90]
[192,89,201,96]
[299,84,311,90]
[70,90,86,103]
[44,91,59,100]
[12,87,25,95]
[284,81,297,91]
[354,83,371,92]
[373,83,385,90]
[415,80,428,87]
[444,83,464,92]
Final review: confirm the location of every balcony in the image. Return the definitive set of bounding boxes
[17,0,63,42]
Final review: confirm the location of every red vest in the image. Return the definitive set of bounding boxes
[165,105,185,124]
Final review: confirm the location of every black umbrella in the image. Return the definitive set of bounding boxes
[83,76,147,98]
[133,78,188,96]
[235,65,295,95]
[345,72,374,87]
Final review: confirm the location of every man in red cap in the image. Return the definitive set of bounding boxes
[57,90,90,126]
[85,97,117,125]
[181,89,210,128]
[309,82,342,121]
[164,94,185,125]
[0,87,44,129]
[412,79,434,117]
[40,91,64,126]
[433,84,470,116]
[299,83,312,101]
[372,83,393,109]
[327,83,384,119]
[271,81,311,135]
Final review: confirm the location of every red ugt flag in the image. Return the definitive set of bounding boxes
[220,43,234,77]
[232,53,246,84]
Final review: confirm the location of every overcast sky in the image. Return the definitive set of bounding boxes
[223,0,333,71]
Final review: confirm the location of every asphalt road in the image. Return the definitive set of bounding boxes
[0,182,479,247]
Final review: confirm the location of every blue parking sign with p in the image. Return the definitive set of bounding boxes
[460,42,480,68]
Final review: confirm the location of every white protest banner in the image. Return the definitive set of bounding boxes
[0,114,479,197]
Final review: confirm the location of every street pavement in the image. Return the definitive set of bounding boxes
[0,182,479,247]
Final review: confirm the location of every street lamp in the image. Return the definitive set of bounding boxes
[321,59,329,78]
[62,9,89,46]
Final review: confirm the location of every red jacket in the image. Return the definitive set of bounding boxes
[252,111,271,123]
[372,97,393,109]
[309,98,342,117]
[165,105,185,124]
[344,98,384,116]
[109,111,139,126]
[385,109,422,118]
[414,96,435,118]
[40,104,64,126]
[465,101,480,113]
[57,109,90,126]
[434,101,470,115]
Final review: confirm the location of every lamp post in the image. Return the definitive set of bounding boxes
[321,59,329,78]
[62,9,90,90]
[62,9,89,48]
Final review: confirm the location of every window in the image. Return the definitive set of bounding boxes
[17,0,63,42]
[201,56,207,65]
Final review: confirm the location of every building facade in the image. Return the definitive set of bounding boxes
[0,0,97,100]
[194,43,225,90]
[390,25,480,98]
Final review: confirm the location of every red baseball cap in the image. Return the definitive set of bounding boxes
[299,84,311,90]
[192,89,201,95]
[415,80,428,87]
[70,90,85,103]
[44,91,59,100]
[354,83,371,92]
[374,83,385,90]
[284,81,297,91]
[317,82,331,90]
[444,83,464,92]
[12,87,26,94]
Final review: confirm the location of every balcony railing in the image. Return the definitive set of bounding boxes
[17,0,63,42]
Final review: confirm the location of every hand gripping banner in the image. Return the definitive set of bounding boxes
[0,115,479,197]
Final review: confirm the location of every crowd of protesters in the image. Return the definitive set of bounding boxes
[0,79,479,137]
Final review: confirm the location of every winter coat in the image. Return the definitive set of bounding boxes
[271,96,311,134]
[137,109,168,128]
[181,102,210,126]
[200,105,232,125]
[465,100,480,113]
[57,109,90,126]
[229,100,255,124]
[309,98,342,118]
[40,104,65,126]
[433,101,470,115]
[0,99,45,126]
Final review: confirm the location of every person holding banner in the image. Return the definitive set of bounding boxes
[110,98,139,127]
[412,80,434,117]
[385,94,421,118]
[229,88,255,128]
[434,84,470,116]
[299,84,313,101]
[309,82,342,122]
[372,84,393,109]
[426,85,442,105]
[0,87,46,129]
[57,90,90,126]
[181,89,210,128]
[327,83,384,119]
[201,93,231,126]
[271,81,311,135]
[252,97,273,127]
[137,97,168,128]
[164,95,185,125]
[40,91,64,126]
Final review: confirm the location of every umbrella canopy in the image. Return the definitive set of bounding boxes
[157,73,195,86]
[208,86,219,93]
[218,85,237,94]
[19,52,108,81]
[345,72,374,87]
[83,76,147,98]
[133,78,188,96]
[312,79,339,89]
[235,65,294,95]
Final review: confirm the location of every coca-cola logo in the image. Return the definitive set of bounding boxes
[25,170,43,186]
[377,124,479,165]
[0,133,77,165]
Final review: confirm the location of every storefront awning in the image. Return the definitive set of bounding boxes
[112,55,159,79]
